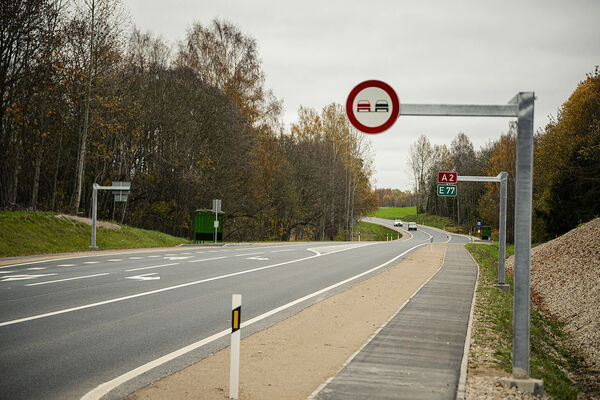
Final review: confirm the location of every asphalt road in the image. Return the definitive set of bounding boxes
[0,221,469,400]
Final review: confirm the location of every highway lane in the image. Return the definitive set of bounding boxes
[0,233,450,400]
[362,216,471,244]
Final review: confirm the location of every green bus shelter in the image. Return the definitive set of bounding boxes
[193,209,224,242]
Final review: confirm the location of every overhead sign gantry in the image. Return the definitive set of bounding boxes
[346,83,538,387]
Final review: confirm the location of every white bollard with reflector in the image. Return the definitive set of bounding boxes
[230,294,241,399]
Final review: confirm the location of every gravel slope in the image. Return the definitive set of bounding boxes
[506,217,600,396]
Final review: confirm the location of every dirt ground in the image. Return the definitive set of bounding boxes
[127,244,448,400]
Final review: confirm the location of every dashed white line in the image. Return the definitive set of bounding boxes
[189,256,228,263]
[27,267,46,270]
[125,263,179,272]
[128,257,142,260]
[26,273,110,286]
[84,261,100,264]
[234,252,264,257]
[80,242,426,400]
[271,249,295,253]
[107,259,123,262]
[57,264,75,267]
[147,255,160,258]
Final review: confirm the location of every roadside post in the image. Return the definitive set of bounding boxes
[346,83,540,390]
[230,294,241,399]
[90,182,130,250]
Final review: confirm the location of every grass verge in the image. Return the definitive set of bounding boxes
[466,242,581,399]
[366,206,416,219]
[0,211,189,257]
[353,221,401,241]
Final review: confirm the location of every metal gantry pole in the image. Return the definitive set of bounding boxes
[513,92,535,378]
[498,171,508,286]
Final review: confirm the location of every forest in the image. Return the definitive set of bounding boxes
[1,0,377,241]
[407,67,600,243]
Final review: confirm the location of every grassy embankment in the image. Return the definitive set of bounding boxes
[367,206,461,232]
[353,221,400,241]
[466,243,582,399]
[0,211,189,257]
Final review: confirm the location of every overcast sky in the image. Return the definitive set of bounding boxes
[125,0,600,190]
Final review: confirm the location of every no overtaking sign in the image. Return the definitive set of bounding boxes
[346,80,400,134]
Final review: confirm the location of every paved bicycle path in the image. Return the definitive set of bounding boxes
[313,244,478,400]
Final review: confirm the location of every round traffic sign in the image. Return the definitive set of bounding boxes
[346,80,400,134]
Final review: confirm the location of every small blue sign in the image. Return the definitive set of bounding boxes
[477,221,482,227]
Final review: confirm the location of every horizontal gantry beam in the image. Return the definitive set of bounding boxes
[399,104,518,117]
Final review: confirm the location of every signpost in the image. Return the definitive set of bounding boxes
[437,184,457,197]
[346,80,400,134]
[212,199,222,243]
[90,182,131,249]
[438,171,457,184]
[346,83,539,390]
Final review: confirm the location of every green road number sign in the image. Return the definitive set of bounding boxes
[437,184,457,197]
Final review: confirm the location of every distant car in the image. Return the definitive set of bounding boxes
[375,100,389,112]
[407,222,417,231]
[357,100,371,112]
[393,219,403,227]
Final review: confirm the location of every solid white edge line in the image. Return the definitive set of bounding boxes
[125,263,179,272]
[80,242,426,400]
[307,244,449,400]
[25,273,110,286]
[456,247,480,400]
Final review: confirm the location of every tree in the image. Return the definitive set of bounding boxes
[408,135,433,213]
[534,67,600,239]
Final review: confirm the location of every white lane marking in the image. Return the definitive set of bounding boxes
[271,249,295,253]
[26,273,110,286]
[57,264,76,267]
[80,242,426,400]
[27,267,46,270]
[164,256,193,261]
[0,248,199,270]
[234,252,264,257]
[84,261,100,264]
[107,259,123,262]
[147,255,160,258]
[180,253,193,255]
[195,251,206,254]
[1,273,57,282]
[0,271,15,274]
[189,256,228,263]
[247,256,269,261]
[165,254,176,256]
[126,273,160,281]
[0,243,383,328]
[125,263,179,272]
[128,257,143,260]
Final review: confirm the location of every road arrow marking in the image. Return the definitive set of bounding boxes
[126,273,160,281]
[1,273,57,282]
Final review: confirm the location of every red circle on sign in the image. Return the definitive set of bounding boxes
[346,80,400,134]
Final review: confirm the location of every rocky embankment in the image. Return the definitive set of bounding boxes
[507,217,600,396]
